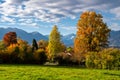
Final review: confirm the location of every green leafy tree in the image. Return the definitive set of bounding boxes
[74,11,110,62]
[47,25,63,61]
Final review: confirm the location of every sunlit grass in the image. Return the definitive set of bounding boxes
[0,64,120,80]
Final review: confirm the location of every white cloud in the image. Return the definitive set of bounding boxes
[60,26,76,31]
[1,16,15,23]
[110,23,120,31]
[0,0,120,28]
[110,7,120,19]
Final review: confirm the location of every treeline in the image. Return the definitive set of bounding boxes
[0,11,120,70]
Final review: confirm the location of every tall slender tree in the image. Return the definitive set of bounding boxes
[47,25,63,61]
[74,11,110,62]
[32,39,38,52]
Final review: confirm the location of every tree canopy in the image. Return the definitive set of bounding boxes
[3,32,17,46]
[74,11,110,61]
[47,25,63,61]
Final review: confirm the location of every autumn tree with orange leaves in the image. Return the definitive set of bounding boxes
[74,11,110,62]
[3,32,17,46]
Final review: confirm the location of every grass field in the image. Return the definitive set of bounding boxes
[0,64,120,80]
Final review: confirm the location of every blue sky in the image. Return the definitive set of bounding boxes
[0,0,120,35]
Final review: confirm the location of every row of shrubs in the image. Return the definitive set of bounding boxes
[0,44,47,64]
[86,48,120,70]
[0,42,120,70]
[56,48,120,70]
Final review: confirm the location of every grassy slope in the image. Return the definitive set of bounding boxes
[0,64,120,80]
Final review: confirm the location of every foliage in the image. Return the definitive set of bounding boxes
[85,48,120,70]
[17,38,28,60]
[3,44,20,63]
[60,43,66,52]
[34,49,47,64]
[74,11,110,62]
[55,52,72,65]
[3,32,17,46]
[0,40,5,50]
[47,25,63,61]
[66,47,73,53]
[38,39,48,50]
[17,38,33,63]
[0,51,9,63]
[85,52,100,68]
[0,38,34,64]
[32,39,38,52]
[99,48,120,69]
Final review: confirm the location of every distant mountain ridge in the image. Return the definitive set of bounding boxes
[0,28,120,46]
[109,30,120,47]
[0,28,48,44]
[62,31,120,47]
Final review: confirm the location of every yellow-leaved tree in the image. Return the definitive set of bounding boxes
[74,11,110,62]
[47,25,63,61]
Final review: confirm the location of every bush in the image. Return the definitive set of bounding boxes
[85,52,99,68]
[0,51,8,63]
[55,52,73,65]
[22,46,34,64]
[0,43,34,64]
[99,48,120,70]
[0,44,20,63]
[6,44,20,63]
[34,49,47,64]
[85,48,120,70]
[0,40,6,51]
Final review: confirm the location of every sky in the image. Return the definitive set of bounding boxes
[0,0,120,35]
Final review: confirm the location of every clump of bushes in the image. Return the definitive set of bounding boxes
[85,48,120,70]
[0,44,47,64]
[55,52,71,65]
[0,44,20,63]
[34,49,47,64]
[0,36,120,70]
[54,52,79,65]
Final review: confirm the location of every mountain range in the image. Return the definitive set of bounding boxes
[0,28,48,44]
[0,28,120,47]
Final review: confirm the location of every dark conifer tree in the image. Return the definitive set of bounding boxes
[32,39,38,52]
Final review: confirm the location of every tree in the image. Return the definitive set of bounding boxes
[34,49,47,64]
[0,40,5,50]
[47,25,63,61]
[17,38,30,61]
[38,40,48,50]
[32,39,38,52]
[74,11,110,62]
[3,32,17,46]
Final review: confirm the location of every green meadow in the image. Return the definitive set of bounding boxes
[0,64,119,80]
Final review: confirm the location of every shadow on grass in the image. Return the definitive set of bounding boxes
[37,78,47,80]
[0,63,86,69]
[104,72,120,77]
[0,69,6,71]
[42,65,86,69]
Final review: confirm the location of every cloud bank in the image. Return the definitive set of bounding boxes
[0,0,120,30]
